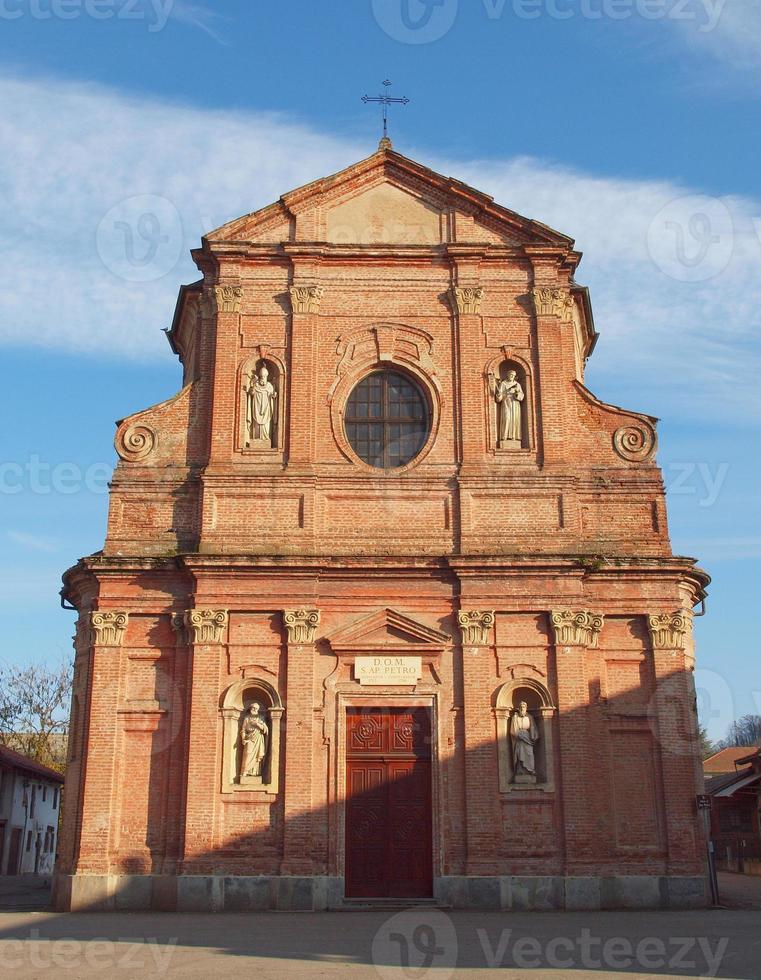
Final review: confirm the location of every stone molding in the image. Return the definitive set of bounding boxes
[648,612,690,650]
[531,286,574,320]
[90,611,128,647]
[283,609,320,645]
[449,286,484,316]
[289,285,324,315]
[550,610,604,648]
[185,609,229,645]
[458,610,495,646]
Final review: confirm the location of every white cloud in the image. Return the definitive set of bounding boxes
[1,73,759,426]
[6,531,58,553]
[670,0,761,71]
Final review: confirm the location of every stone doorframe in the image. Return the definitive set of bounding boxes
[334,693,441,890]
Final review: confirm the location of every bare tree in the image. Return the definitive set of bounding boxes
[0,659,72,772]
[719,714,761,750]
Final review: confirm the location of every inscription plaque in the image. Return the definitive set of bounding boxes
[354,656,422,686]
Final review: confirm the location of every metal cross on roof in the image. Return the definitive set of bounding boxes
[362,79,410,150]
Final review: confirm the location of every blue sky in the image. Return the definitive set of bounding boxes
[1,0,759,741]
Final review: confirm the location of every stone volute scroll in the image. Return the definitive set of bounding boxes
[531,286,574,321]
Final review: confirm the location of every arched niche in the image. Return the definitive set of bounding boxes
[237,353,286,455]
[220,678,284,794]
[485,353,535,453]
[494,678,556,794]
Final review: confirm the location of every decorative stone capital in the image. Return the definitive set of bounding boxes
[91,611,128,647]
[283,609,320,645]
[449,286,484,316]
[550,610,604,648]
[458,610,495,647]
[648,612,690,650]
[200,284,242,316]
[215,284,243,314]
[185,609,229,645]
[289,285,324,315]
[531,286,574,320]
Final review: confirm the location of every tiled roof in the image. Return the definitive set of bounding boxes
[0,744,65,783]
[703,747,755,774]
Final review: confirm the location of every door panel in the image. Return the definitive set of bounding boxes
[7,828,22,876]
[345,708,433,898]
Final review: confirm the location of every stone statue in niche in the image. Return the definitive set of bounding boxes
[239,703,269,780]
[510,700,539,784]
[490,369,524,449]
[244,363,277,447]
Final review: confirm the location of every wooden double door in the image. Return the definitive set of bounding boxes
[345,707,433,898]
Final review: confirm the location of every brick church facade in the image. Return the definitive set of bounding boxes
[55,144,710,911]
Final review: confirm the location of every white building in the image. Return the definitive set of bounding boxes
[0,746,64,876]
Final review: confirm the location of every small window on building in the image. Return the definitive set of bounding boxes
[42,785,47,802]
[29,786,36,819]
[26,830,32,852]
[53,788,59,810]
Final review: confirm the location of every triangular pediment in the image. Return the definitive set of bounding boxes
[325,608,451,654]
[204,146,574,249]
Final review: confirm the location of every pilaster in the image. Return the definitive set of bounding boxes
[75,610,129,874]
[287,279,323,469]
[206,283,243,465]
[648,611,702,873]
[550,608,604,870]
[458,609,500,874]
[181,608,229,871]
[281,609,320,875]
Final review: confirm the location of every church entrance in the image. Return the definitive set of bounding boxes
[345,707,433,899]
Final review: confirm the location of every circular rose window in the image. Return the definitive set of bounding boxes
[344,370,430,469]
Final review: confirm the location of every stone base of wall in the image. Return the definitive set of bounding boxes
[52,873,708,912]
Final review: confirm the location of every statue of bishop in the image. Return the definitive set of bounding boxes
[245,364,277,446]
